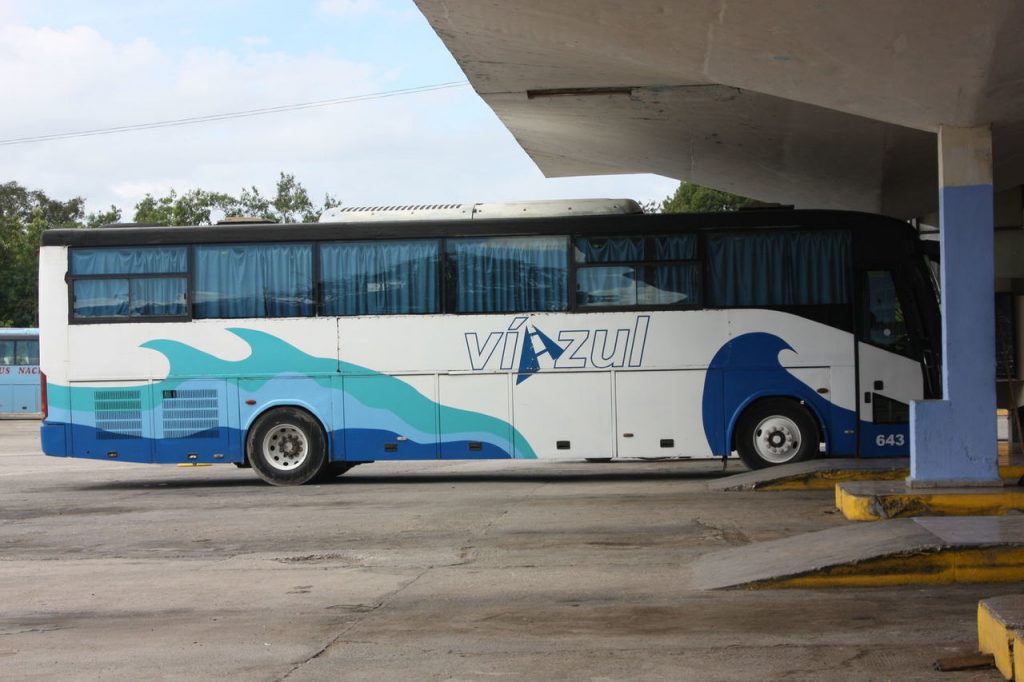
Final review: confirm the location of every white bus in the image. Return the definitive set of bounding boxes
[38,199,940,485]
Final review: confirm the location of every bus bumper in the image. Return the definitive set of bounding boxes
[40,421,69,456]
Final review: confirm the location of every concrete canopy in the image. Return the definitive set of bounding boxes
[416,0,1024,217]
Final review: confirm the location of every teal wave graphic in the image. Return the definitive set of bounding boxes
[50,328,536,458]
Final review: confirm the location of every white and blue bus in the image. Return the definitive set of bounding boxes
[0,327,41,415]
[38,199,940,485]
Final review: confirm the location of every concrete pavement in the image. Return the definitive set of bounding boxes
[0,419,1002,680]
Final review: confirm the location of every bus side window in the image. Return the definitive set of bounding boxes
[195,243,314,319]
[320,240,439,315]
[574,234,701,308]
[15,340,37,365]
[0,340,13,365]
[70,246,188,321]
[707,230,850,306]
[447,236,568,313]
[861,271,910,354]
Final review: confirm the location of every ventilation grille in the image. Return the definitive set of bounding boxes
[95,389,143,439]
[162,388,220,439]
[335,203,463,213]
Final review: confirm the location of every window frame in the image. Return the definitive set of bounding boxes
[444,234,572,315]
[857,268,924,362]
[0,338,39,366]
[68,246,190,324]
[571,233,705,312]
[192,241,317,320]
[65,223,863,323]
[319,238,442,317]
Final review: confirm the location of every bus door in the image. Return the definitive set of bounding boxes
[856,269,928,455]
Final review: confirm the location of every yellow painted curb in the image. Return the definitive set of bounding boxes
[759,467,908,491]
[836,486,1024,521]
[755,464,1020,493]
[979,600,1017,680]
[176,463,213,467]
[1003,466,1024,481]
[834,484,879,521]
[1015,630,1024,681]
[757,547,1024,589]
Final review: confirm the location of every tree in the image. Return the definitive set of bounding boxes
[0,173,340,326]
[85,205,122,229]
[132,173,339,226]
[658,182,753,213]
[133,189,234,226]
[231,173,339,223]
[0,182,86,327]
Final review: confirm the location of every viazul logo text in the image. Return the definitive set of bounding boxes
[464,315,651,384]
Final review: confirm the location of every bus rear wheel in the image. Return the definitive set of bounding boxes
[735,399,819,470]
[246,407,327,486]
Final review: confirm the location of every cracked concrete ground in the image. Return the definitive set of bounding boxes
[0,420,999,681]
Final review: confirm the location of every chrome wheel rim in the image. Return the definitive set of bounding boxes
[752,416,801,464]
[262,424,309,472]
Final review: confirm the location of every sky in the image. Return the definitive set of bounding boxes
[0,0,679,220]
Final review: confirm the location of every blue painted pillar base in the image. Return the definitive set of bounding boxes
[911,400,999,486]
[909,126,999,487]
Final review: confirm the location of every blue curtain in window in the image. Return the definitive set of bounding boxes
[574,237,643,263]
[450,237,568,313]
[130,278,187,317]
[643,263,701,305]
[320,241,438,315]
[71,247,186,274]
[708,230,850,306]
[195,244,313,318]
[577,266,637,307]
[74,279,129,317]
[653,235,697,260]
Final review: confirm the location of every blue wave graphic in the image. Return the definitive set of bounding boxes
[43,328,536,462]
[701,332,859,456]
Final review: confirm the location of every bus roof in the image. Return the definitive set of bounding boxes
[0,328,38,338]
[40,208,918,248]
[318,198,643,223]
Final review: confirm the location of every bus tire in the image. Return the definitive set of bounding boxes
[735,398,819,470]
[246,407,327,486]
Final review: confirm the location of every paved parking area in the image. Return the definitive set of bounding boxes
[0,419,1000,680]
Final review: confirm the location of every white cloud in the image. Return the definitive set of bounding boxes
[0,19,678,221]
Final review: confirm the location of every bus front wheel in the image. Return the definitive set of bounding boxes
[735,399,819,470]
[246,407,327,486]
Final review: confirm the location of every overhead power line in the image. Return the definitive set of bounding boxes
[0,80,469,147]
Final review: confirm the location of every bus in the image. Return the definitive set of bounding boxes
[0,328,41,415]
[37,199,940,485]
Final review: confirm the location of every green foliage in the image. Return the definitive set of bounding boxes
[0,173,342,326]
[269,173,312,223]
[658,182,752,213]
[235,185,273,221]
[0,180,85,228]
[131,173,339,226]
[85,205,122,229]
[133,189,236,226]
[0,181,86,327]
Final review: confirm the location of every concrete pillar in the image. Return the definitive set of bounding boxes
[909,125,1000,486]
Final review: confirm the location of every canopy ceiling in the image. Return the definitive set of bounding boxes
[416,0,1024,216]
